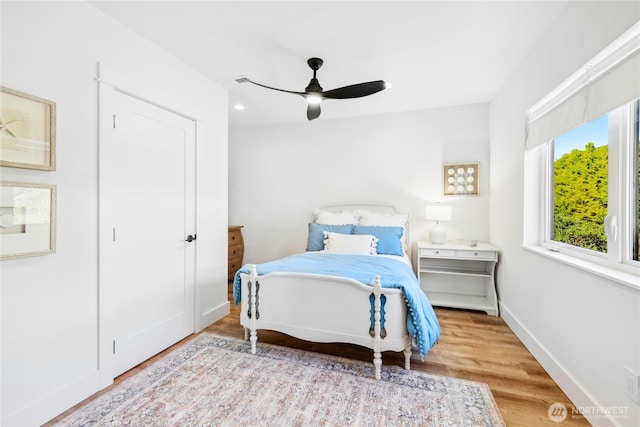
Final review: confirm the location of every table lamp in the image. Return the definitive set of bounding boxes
[425,205,452,244]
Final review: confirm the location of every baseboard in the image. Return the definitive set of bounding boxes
[196,300,230,332]
[499,301,616,427]
[1,370,101,427]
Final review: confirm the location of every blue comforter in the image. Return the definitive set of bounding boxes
[233,253,441,359]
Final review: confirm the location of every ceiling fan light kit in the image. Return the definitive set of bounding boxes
[237,57,387,121]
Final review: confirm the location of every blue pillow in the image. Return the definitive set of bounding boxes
[306,223,354,251]
[352,225,404,256]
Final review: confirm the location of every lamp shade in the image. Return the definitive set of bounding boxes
[425,205,452,222]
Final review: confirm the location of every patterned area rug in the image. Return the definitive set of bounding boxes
[55,334,505,426]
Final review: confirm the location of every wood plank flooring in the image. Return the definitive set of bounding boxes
[210,288,590,427]
[46,286,591,426]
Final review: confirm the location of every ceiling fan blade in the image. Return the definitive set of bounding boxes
[322,80,387,99]
[236,77,305,96]
[307,103,321,121]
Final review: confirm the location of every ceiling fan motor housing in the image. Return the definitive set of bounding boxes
[305,78,323,93]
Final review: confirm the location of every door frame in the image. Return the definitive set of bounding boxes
[97,63,198,387]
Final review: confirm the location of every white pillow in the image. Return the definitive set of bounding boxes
[357,211,408,253]
[356,211,407,227]
[313,209,358,225]
[323,231,378,255]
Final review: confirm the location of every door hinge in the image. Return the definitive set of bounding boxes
[113,114,116,129]
[112,227,116,242]
[113,340,116,354]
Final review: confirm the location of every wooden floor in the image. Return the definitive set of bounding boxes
[47,286,591,426]
[209,288,590,427]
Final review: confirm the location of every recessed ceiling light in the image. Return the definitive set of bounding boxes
[233,104,245,111]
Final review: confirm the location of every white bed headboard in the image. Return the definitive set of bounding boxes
[320,203,399,215]
[316,203,411,257]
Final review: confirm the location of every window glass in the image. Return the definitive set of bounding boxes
[552,116,609,253]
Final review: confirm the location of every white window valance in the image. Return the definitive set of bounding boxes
[525,21,640,150]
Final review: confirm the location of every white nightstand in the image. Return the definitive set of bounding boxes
[414,241,499,316]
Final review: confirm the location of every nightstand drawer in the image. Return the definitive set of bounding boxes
[420,248,456,257]
[457,250,495,260]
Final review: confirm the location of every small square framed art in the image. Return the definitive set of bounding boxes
[443,163,479,196]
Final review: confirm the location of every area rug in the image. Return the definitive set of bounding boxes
[55,333,505,426]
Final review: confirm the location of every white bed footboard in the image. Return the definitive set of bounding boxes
[240,265,412,380]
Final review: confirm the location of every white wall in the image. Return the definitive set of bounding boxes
[0,2,228,425]
[490,2,639,426]
[229,103,490,264]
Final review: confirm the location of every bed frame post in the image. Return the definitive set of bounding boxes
[404,344,412,371]
[249,264,258,354]
[372,275,383,380]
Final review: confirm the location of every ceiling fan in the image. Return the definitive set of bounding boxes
[236,57,388,121]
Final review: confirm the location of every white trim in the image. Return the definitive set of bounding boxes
[1,371,101,427]
[621,101,639,267]
[197,301,230,332]
[499,303,617,427]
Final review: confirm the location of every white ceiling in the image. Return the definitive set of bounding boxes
[90,1,568,129]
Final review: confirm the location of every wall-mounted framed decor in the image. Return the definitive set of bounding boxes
[0,181,56,259]
[443,162,479,196]
[0,86,56,171]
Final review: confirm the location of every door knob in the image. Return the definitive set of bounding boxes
[185,234,196,242]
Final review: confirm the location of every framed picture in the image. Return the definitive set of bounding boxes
[0,181,56,259]
[443,162,479,196]
[0,86,56,170]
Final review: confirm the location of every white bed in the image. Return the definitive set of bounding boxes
[234,205,440,379]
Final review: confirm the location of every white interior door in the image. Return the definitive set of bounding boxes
[108,90,196,377]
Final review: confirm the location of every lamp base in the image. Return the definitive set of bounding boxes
[429,226,446,244]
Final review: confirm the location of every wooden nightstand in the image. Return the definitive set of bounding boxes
[228,225,244,281]
[414,241,499,316]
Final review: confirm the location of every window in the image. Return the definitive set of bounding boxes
[543,101,639,268]
[523,22,639,286]
[551,115,609,253]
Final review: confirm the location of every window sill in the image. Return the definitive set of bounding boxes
[522,245,640,292]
